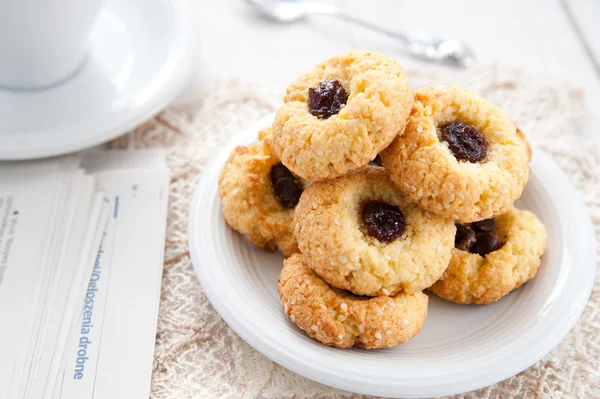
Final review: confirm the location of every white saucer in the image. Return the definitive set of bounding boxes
[0,0,194,160]
[188,115,597,398]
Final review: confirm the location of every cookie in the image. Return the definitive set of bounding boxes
[278,254,428,349]
[273,50,413,180]
[380,86,530,223]
[516,125,532,161]
[294,166,456,296]
[429,206,547,305]
[218,128,304,256]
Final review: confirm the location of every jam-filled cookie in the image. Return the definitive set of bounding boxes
[294,166,456,296]
[278,254,428,349]
[429,206,547,305]
[380,86,530,223]
[218,128,305,256]
[272,50,413,180]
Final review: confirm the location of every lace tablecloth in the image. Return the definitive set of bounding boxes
[108,65,599,399]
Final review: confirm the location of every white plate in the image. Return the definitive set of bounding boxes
[188,115,596,398]
[0,0,194,160]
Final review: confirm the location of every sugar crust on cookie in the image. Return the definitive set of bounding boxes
[273,50,413,180]
[294,166,456,296]
[219,128,299,256]
[381,85,530,223]
[429,207,547,305]
[278,254,428,349]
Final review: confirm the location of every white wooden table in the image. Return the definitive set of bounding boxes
[180,0,600,141]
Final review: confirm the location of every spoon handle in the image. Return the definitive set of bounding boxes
[306,3,474,67]
[304,2,409,43]
[336,11,410,44]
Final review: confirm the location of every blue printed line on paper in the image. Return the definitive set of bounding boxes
[113,196,119,219]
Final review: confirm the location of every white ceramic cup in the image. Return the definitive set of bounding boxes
[0,0,104,89]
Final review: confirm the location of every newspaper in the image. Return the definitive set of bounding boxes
[0,150,169,399]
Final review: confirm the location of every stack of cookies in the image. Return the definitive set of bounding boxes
[219,50,547,349]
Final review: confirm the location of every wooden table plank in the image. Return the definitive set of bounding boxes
[563,0,600,75]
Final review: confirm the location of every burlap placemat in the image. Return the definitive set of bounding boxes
[108,65,600,399]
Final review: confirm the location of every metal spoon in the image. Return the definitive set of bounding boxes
[246,0,475,67]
